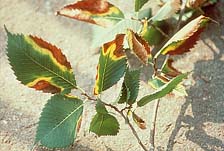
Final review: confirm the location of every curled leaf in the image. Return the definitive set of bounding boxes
[94,34,127,95]
[56,0,124,27]
[138,73,188,107]
[155,15,210,58]
[132,112,146,129]
[148,75,187,96]
[127,29,151,64]
[91,19,141,48]
[161,59,181,77]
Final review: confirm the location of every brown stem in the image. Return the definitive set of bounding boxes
[76,86,96,101]
[76,87,147,151]
[149,99,160,151]
[122,112,148,151]
[131,16,169,39]
[153,58,158,77]
[121,105,132,113]
[175,0,187,33]
[102,102,147,151]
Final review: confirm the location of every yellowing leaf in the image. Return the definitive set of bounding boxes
[155,15,210,58]
[5,28,76,94]
[56,0,124,27]
[92,19,141,48]
[132,112,146,129]
[127,29,151,64]
[94,34,127,95]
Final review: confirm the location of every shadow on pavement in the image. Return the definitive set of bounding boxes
[167,2,224,151]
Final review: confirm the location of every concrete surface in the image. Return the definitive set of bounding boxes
[0,0,223,151]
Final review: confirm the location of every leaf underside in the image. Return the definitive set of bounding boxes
[151,0,181,21]
[5,28,76,94]
[155,15,210,58]
[56,0,124,27]
[94,34,127,95]
[35,94,83,148]
[91,19,141,48]
[138,73,188,107]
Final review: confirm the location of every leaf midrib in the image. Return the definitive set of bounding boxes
[24,52,76,89]
[38,103,83,142]
[99,50,110,93]
[98,114,105,134]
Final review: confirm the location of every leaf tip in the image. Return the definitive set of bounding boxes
[4,25,11,36]
[55,11,60,16]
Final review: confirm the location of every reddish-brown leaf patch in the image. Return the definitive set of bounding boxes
[30,36,72,69]
[31,80,61,94]
[127,29,151,64]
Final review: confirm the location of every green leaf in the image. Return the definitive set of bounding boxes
[173,10,195,22]
[148,75,169,89]
[90,99,119,136]
[154,15,210,58]
[35,94,83,148]
[95,100,108,114]
[91,19,141,48]
[151,0,180,21]
[148,75,187,96]
[119,69,140,105]
[140,20,167,45]
[5,28,76,94]
[118,82,130,104]
[138,73,188,107]
[135,0,149,12]
[138,8,152,20]
[89,113,119,136]
[94,34,127,95]
[56,0,124,27]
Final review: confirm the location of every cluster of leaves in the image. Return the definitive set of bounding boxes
[5,0,212,149]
